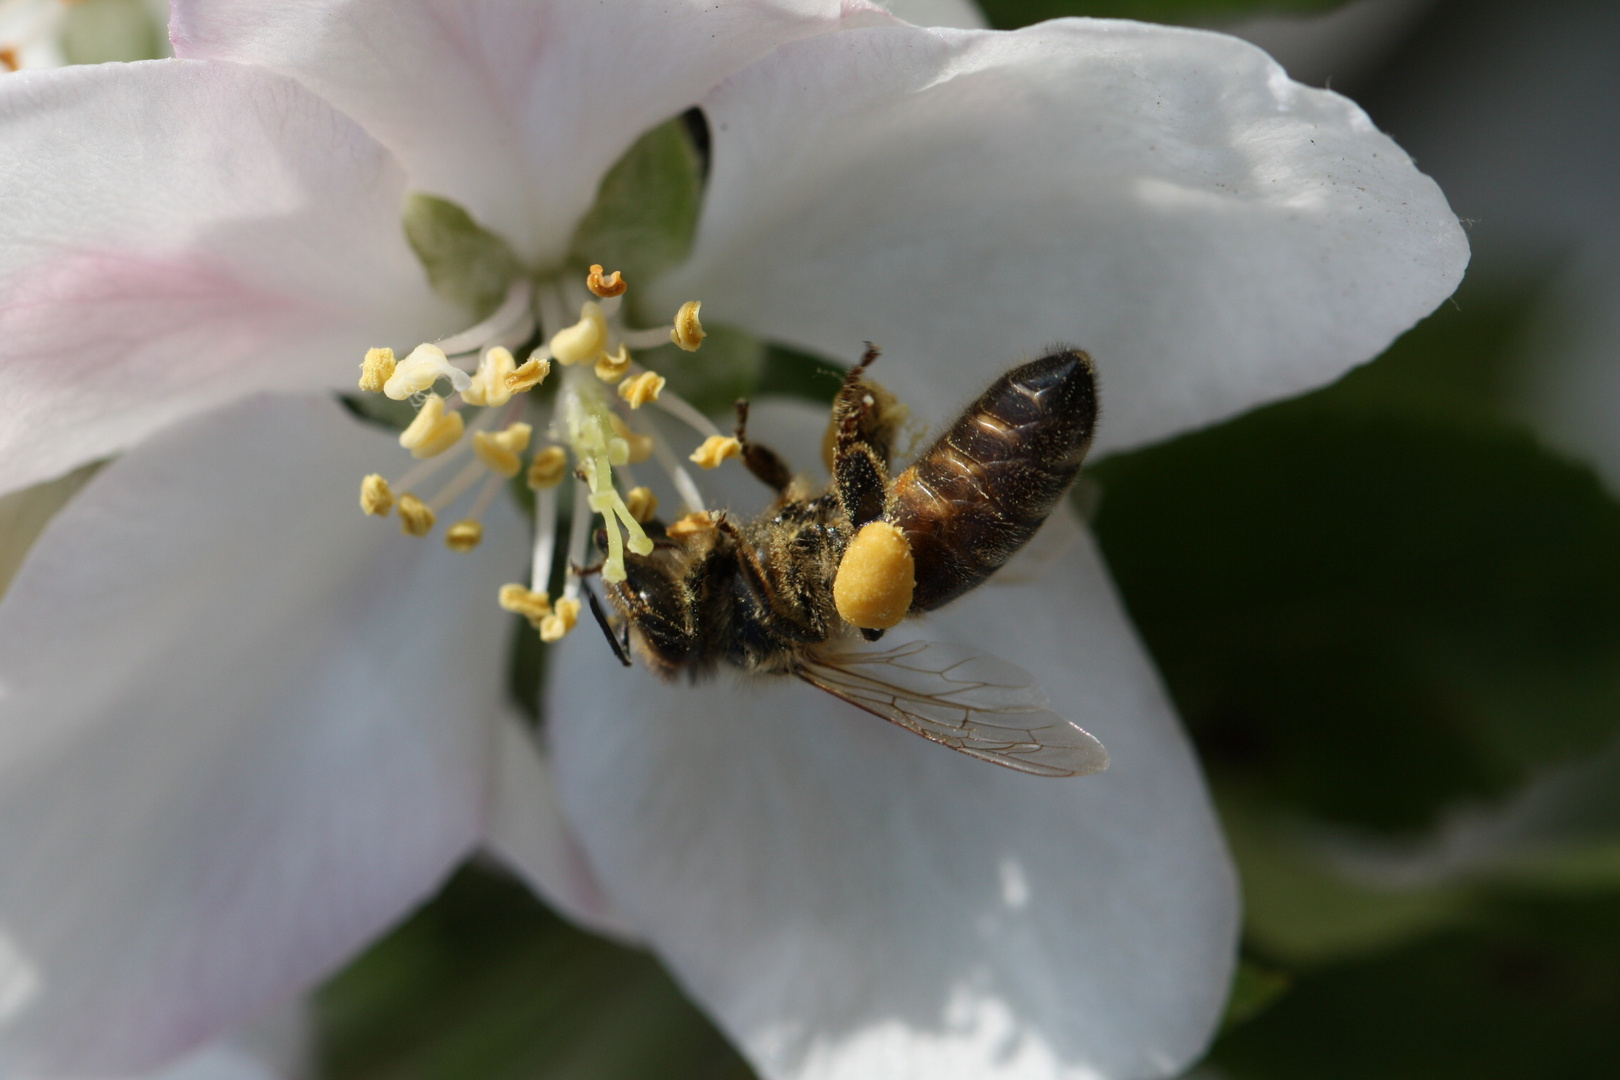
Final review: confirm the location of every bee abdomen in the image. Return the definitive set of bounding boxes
[888,349,1097,612]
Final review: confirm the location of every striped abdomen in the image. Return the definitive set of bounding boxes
[887,350,1097,612]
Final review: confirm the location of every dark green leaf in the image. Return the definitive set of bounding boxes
[979,0,1351,30]
[1222,960,1292,1029]
[403,194,524,321]
[60,0,164,64]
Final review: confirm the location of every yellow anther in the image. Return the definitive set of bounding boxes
[358,347,396,393]
[834,521,916,630]
[595,344,632,384]
[383,343,466,400]
[540,597,581,643]
[359,474,394,516]
[618,370,666,409]
[667,511,717,539]
[445,520,484,552]
[498,583,552,628]
[0,47,18,74]
[690,434,742,469]
[670,300,706,352]
[473,422,532,478]
[625,486,658,524]
[397,493,436,537]
[463,346,517,407]
[398,394,466,458]
[506,354,550,393]
[527,445,569,490]
[587,264,627,298]
[549,301,609,365]
[608,414,654,464]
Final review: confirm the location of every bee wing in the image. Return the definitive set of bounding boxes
[797,639,1110,778]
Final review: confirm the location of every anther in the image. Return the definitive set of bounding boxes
[358,347,396,393]
[398,394,466,458]
[690,434,742,469]
[609,414,654,463]
[667,511,717,538]
[0,47,18,74]
[550,302,609,365]
[670,300,706,352]
[462,346,517,407]
[833,521,916,630]
[506,353,551,393]
[384,343,471,400]
[397,493,436,537]
[595,344,632,384]
[445,520,484,552]
[498,583,552,628]
[359,474,394,516]
[528,445,569,489]
[587,264,627,298]
[619,371,666,408]
[540,597,581,642]
[473,422,532,478]
[625,486,658,523]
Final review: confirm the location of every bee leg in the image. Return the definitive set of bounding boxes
[834,415,889,528]
[583,582,633,668]
[733,398,794,493]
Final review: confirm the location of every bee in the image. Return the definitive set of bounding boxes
[589,346,1109,778]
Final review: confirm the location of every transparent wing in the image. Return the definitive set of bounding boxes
[796,639,1110,778]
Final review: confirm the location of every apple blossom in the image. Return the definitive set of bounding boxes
[0,2,1467,1079]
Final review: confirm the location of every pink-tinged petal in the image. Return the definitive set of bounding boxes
[0,395,524,1075]
[548,398,1237,1080]
[0,60,459,497]
[655,20,1469,455]
[170,0,867,264]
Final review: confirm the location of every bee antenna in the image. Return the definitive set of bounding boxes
[857,342,881,371]
[583,582,633,668]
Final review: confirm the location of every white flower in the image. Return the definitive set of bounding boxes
[0,2,1467,1079]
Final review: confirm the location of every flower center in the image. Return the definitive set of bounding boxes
[354,265,731,644]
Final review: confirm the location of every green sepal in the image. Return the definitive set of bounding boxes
[60,0,165,64]
[403,193,524,321]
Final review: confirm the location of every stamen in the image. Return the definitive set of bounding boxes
[667,511,717,539]
[690,434,743,470]
[619,371,666,408]
[506,352,551,393]
[429,459,488,512]
[397,494,436,537]
[445,520,484,552]
[625,486,658,523]
[436,278,535,356]
[594,344,632,384]
[472,422,532,478]
[550,302,609,366]
[654,387,725,440]
[586,264,627,298]
[530,482,559,593]
[528,445,569,489]
[398,394,466,458]
[0,46,18,73]
[608,414,653,464]
[499,583,552,628]
[384,343,472,400]
[463,346,517,407]
[358,347,396,392]
[643,421,708,514]
[670,300,706,352]
[359,474,394,516]
[540,597,581,643]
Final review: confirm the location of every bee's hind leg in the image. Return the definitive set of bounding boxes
[734,398,794,493]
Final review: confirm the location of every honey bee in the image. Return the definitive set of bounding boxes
[589,347,1108,778]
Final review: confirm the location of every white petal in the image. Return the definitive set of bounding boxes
[0,395,524,1074]
[170,0,857,264]
[655,20,1469,454]
[0,60,458,496]
[548,528,1237,1079]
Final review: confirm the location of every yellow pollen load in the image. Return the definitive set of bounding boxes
[359,474,394,516]
[833,521,916,630]
[594,343,632,384]
[396,493,436,537]
[690,434,741,469]
[540,597,581,643]
[618,370,665,409]
[667,510,716,539]
[608,414,654,463]
[445,520,484,552]
[358,347,396,392]
[463,346,517,407]
[527,445,569,489]
[398,394,465,458]
[384,343,463,400]
[473,422,532,478]
[498,583,552,628]
[506,354,550,393]
[587,264,627,298]
[550,302,608,366]
[670,300,706,352]
[625,486,658,523]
